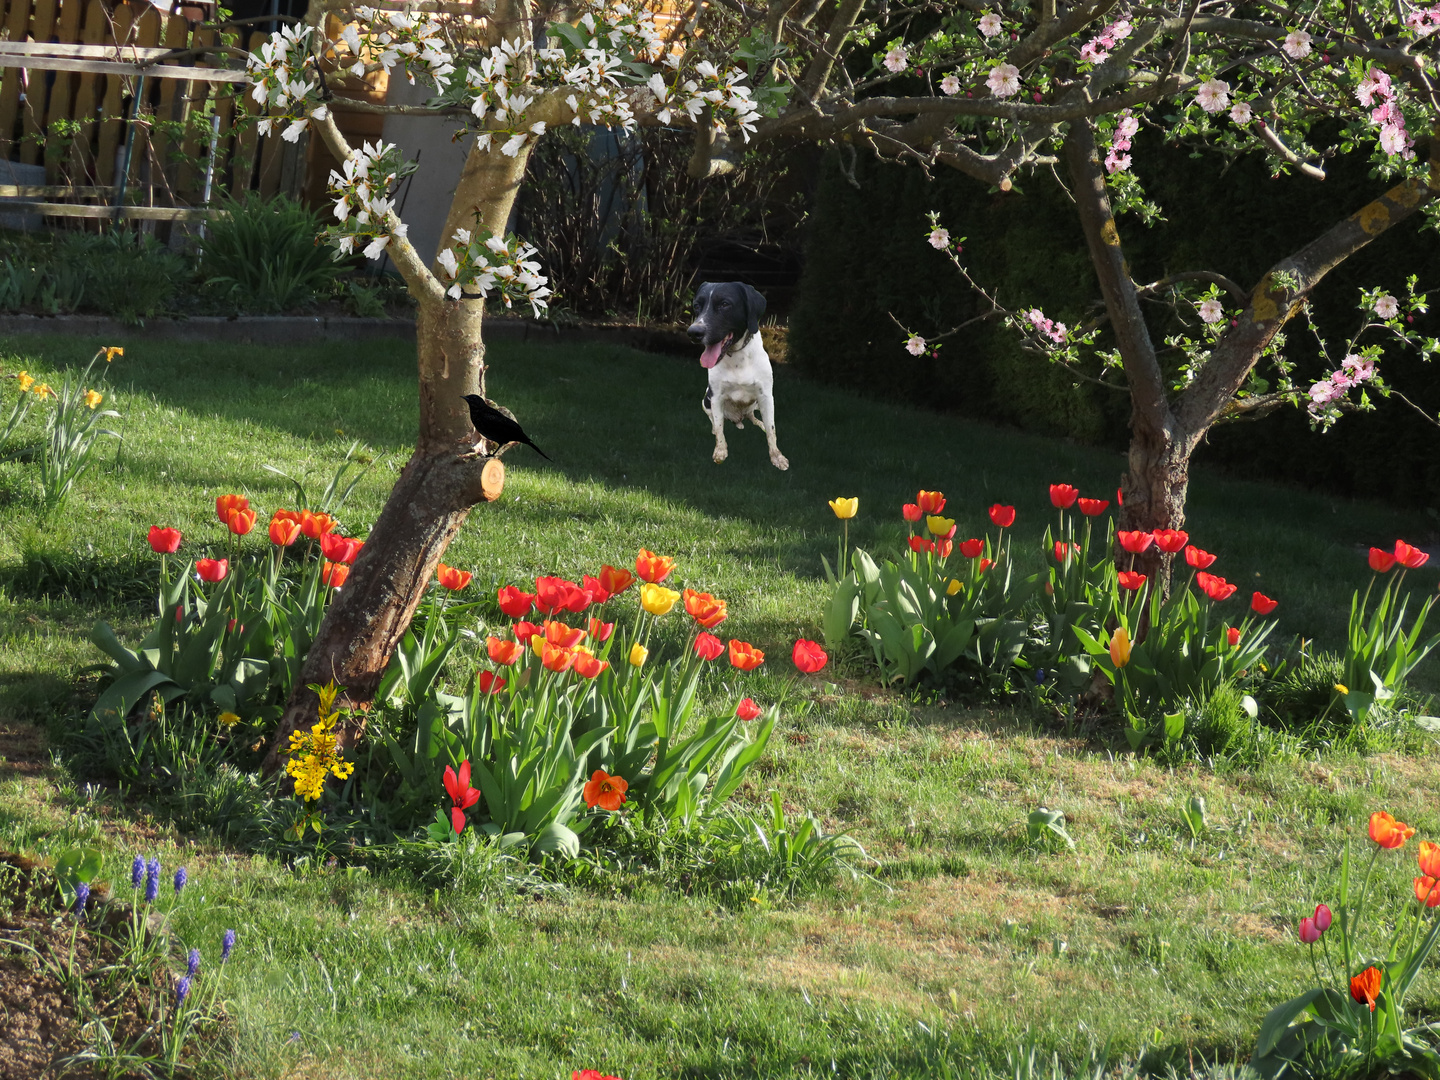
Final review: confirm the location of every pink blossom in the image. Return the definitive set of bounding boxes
[1330,368,1356,391]
[905,335,927,356]
[1116,116,1140,140]
[1107,19,1133,41]
[1047,322,1068,343]
[1405,7,1440,35]
[978,11,1002,37]
[1079,40,1109,63]
[1342,354,1376,381]
[940,74,961,96]
[1282,30,1312,59]
[1230,100,1253,124]
[928,227,951,250]
[1375,295,1399,319]
[883,47,908,73]
[1104,151,1132,174]
[986,62,1020,97]
[1379,124,1413,157]
[1355,68,1392,107]
[1026,309,1053,334]
[1195,79,1230,113]
[1199,299,1224,324]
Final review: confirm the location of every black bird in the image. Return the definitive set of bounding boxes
[462,394,551,460]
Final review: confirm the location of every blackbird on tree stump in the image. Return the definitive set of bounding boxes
[462,394,551,460]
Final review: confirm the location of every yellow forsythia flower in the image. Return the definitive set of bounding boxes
[628,642,649,667]
[639,583,680,616]
[828,497,858,519]
[1109,626,1132,669]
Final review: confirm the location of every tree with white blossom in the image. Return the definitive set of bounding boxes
[242,0,1437,752]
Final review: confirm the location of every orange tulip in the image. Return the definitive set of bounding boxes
[478,671,507,695]
[226,508,257,536]
[487,637,524,665]
[635,549,675,584]
[682,588,728,629]
[1370,811,1416,849]
[216,494,248,524]
[582,769,628,811]
[269,517,302,546]
[1416,877,1440,908]
[544,621,585,648]
[916,490,946,514]
[1419,841,1440,878]
[321,533,364,564]
[436,563,473,591]
[1350,966,1382,1011]
[299,510,336,540]
[598,565,635,595]
[573,652,609,679]
[540,641,574,673]
[321,561,350,588]
[727,639,765,671]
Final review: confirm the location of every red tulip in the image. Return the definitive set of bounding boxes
[694,632,724,661]
[572,651,610,679]
[513,620,541,643]
[487,637,524,665]
[598,564,635,595]
[478,670,507,694]
[587,617,615,642]
[728,640,765,670]
[916,490,946,514]
[1350,966,1382,1011]
[215,494,248,525]
[581,574,610,605]
[1117,570,1146,591]
[1184,545,1217,569]
[1116,487,1124,506]
[909,536,935,554]
[735,698,761,721]
[1368,547,1397,572]
[1227,626,1241,646]
[1298,917,1320,944]
[1251,592,1278,615]
[901,503,922,522]
[196,558,228,583]
[1053,540,1079,563]
[988,504,1016,527]
[269,518,302,547]
[1117,530,1154,553]
[321,561,349,588]
[1196,572,1237,601]
[1314,904,1333,932]
[148,526,182,553]
[582,769,628,811]
[1077,498,1109,517]
[1152,529,1189,553]
[978,558,993,573]
[320,532,363,564]
[792,639,827,674]
[1049,483,1078,509]
[960,538,984,558]
[443,761,482,835]
[1370,810,1415,849]
[497,585,535,617]
[1395,540,1430,569]
[635,548,676,584]
[436,563,473,591]
[535,576,589,614]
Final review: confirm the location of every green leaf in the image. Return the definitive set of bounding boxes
[1254,988,1326,1059]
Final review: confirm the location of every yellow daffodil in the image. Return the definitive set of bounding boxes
[1109,626,1132,669]
[103,346,123,362]
[926,515,956,537]
[828,497,858,519]
[946,578,963,596]
[628,642,649,667]
[15,371,34,392]
[218,711,242,727]
[33,383,54,399]
[639,583,680,616]
[83,389,103,409]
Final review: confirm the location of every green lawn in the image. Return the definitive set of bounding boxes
[0,331,1436,1079]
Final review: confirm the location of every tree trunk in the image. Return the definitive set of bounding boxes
[261,299,505,773]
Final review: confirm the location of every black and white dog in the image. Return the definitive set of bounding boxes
[687,281,789,471]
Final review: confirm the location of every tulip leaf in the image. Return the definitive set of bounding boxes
[1253,988,1327,1059]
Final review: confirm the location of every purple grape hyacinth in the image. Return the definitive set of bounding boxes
[131,854,145,889]
[186,948,201,978]
[73,882,89,919]
[176,975,191,1006]
[144,858,160,903]
[221,929,236,963]
[173,867,187,895]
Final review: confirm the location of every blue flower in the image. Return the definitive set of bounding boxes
[221,929,236,963]
[176,975,191,1006]
[186,948,201,978]
[144,858,160,903]
[173,867,187,895]
[131,854,145,889]
[73,882,89,919]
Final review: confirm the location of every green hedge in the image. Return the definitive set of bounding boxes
[789,136,1440,505]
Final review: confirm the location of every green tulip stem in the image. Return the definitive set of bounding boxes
[1346,844,1383,973]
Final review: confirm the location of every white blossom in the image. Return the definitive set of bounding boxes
[986,63,1020,98]
[1375,295,1399,319]
[1282,30,1312,59]
[1194,79,1230,113]
[978,12,1002,37]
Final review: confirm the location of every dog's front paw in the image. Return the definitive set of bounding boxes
[770,451,790,471]
[713,446,729,464]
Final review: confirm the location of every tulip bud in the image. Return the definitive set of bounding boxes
[1298,917,1321,944]
[628,643,648,667]
[1314,903,1332,932]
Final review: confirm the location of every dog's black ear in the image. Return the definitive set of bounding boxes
[741,283,766,339]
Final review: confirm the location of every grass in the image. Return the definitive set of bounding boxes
[0,331,1438,1078]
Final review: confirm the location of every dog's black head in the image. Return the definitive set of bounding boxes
[687,281,766,369]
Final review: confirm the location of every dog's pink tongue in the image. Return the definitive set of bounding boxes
[699,334,731,368]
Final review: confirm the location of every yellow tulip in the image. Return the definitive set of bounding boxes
[946,578,963,596]
[1109,626,1131,669]
[15,371,33,392]
[639,583,680,615]
[83,389,103,409]
[926,515,955,537]
[628,642,649,667]
[828,497,858,520]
